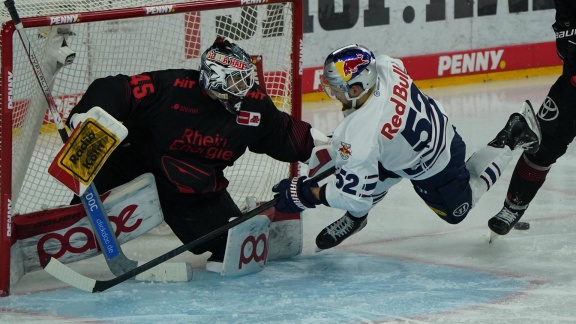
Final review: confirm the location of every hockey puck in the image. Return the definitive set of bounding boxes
[514,221,530,230]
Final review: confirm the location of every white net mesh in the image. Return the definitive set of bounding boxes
[1,0,297,214]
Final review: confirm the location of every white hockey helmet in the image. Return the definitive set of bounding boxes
[320,44,377,108]
[199,37,255,114]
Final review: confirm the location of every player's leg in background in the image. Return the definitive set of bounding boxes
[489,75,576,235]
[463,100,541,231]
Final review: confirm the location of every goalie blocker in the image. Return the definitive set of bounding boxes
[48,107,128,196]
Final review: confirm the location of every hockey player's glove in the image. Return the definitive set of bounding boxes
[273,176,320,214]
[553,21,576,86]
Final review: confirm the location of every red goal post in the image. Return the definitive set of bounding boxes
[0,0,303,297]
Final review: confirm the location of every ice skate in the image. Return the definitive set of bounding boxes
[488,205,525,243]
[488,100,541,154]
[316,212,367,251]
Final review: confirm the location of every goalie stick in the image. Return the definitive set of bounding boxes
[4,0,137,275]
[43,166,336,293]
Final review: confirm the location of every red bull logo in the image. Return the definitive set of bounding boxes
[334,54,369,82]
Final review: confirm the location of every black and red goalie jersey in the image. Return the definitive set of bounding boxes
[67,69,314,202]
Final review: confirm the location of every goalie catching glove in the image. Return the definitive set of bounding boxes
[272,176,321,214]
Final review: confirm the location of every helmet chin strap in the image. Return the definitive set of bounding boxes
[206,88,224,100]
[345,85,375,110]
[350,98,360,109]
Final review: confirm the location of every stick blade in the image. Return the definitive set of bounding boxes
[43,257,97,293]
[134,261,192,282]
[106,253,138,277]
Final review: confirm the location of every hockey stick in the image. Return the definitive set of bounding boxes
[4,0,137,275]
[43,166,336,292]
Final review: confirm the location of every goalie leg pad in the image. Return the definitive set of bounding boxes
[13,173,163,274]
[268,210,303,261]
[209,215,271,276]
[241,198,303,261]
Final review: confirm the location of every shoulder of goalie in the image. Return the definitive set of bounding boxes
[48,106,128,196]
[10,173,167,282]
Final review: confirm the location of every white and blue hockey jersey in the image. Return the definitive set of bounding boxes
[324,55,456,213]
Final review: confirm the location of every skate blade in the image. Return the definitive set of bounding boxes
[314,247,326,253]
[489,230,500,243]
[520,100,541,143]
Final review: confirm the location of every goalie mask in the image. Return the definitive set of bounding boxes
[200,37,255,115]
[320,44,377,109]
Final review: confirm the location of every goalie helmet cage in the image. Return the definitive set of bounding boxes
[0,0,303,296]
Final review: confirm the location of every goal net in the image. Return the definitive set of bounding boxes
[0,0,302,296]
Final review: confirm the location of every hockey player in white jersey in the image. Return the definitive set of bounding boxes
[272,44,542,250]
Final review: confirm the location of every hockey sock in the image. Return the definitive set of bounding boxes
[466,145,513,206]
[506,153,550,207]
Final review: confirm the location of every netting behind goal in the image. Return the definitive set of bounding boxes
[0,0,302,296]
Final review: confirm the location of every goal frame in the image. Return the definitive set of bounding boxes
[0,0,303,297]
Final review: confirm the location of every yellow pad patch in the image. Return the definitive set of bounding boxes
[429,206,447,217]
[57,118,120,184]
